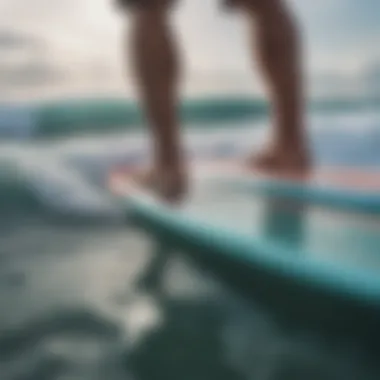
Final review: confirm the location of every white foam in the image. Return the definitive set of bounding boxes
[21,158,123,220]
[2,109,380,220]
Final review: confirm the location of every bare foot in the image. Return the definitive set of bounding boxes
[246,147,311,179]
[131,166,188,204]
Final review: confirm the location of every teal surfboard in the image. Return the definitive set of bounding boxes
[109,162,380,350]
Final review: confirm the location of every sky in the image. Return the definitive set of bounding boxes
[0,0,379,100]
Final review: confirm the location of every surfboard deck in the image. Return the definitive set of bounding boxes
[108,160,380,269]
[108,159,380,338]
[210,162,380,214]
[110,159,380,214]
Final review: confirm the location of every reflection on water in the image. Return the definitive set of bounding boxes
[128,298,244,380]
[2,108,380,379]
[127,234,379,380]
[136,243,173,294]
[0,220,379,380]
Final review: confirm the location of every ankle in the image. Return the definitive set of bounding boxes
[156,155,186,173]
[274,134,308,153]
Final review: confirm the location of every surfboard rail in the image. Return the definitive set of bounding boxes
[223,175,380,215]
[109,167,380,352]
[197,163,380,215]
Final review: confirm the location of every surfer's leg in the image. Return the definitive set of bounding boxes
[125,0,187,201]
[234,0,310,175]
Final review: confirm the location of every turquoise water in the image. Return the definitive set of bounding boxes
[1,101,380,378]
[2,218,378,379]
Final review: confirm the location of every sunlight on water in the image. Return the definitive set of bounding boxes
[1,108,380,379]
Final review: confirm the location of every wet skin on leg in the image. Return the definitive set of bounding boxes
[237,0,310,175]
[122,0,309,201]
[126,0,187,202]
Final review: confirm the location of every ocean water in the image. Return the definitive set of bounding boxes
[1,105,380,379]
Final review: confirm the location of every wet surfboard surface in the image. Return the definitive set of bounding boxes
[210,162,380,214]
[108,160,380,271]
[108,159,380,339]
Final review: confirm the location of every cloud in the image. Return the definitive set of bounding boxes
[0,61,65,88]
[293,0,380,66]
[0,0,379,98]
[0,30,39,50]
[0,29,66,89]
